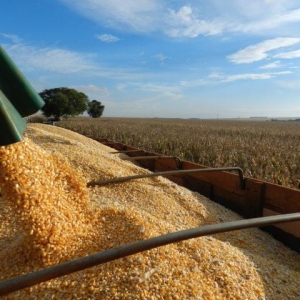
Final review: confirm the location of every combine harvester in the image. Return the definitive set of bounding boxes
[0,45,299,296]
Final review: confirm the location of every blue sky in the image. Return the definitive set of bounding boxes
[1,0,300,118]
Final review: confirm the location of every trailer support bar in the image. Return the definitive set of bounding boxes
[87,167,246,189]
[111,150,145,154]
[0,213,299,296]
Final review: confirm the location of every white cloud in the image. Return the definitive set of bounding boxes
[95,34,120,43]
[274,49,300,59]
[58,0,300,39]
[180,79,211,87]
[235,8,300,33]
[153,53,169,65]
[181,70,291,86]
[133,82,181,94]
[165,6,224,38]
[3,43,95,73]
[61,1,226,38]
[73,84,110,99]
[260,61,282,69]
[0,33,22,44]
[223,71,290,82]
[113,82,184,105]
[228,38,300,64]
[224,73,272,82]
[59,0,160,33]
[210,1,300,33]
[1,34,146,80]
[208,71,223,79]
[153,53,168,61]
[180,74,271,86]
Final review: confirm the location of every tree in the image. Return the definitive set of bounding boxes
[39,87,89,120]
[87,100,105,118]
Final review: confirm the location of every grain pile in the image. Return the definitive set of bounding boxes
[0,123,299,299]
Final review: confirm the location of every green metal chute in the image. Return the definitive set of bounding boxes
[0,46,45,146]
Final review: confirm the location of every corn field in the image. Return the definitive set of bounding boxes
[57,117,300,189]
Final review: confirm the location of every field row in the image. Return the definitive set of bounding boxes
[58,118,300,189]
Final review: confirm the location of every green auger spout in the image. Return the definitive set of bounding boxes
[0,46,45,146]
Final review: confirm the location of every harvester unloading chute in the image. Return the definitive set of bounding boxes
[0,46,45,146]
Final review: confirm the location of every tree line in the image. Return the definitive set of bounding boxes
[39,87,105,120]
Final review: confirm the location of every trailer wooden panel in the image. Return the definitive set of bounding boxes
[97,139,300,252]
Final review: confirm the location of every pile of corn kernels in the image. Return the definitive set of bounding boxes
[0,123,299,299]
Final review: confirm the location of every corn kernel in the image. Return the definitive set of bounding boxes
[0,124,298,299]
